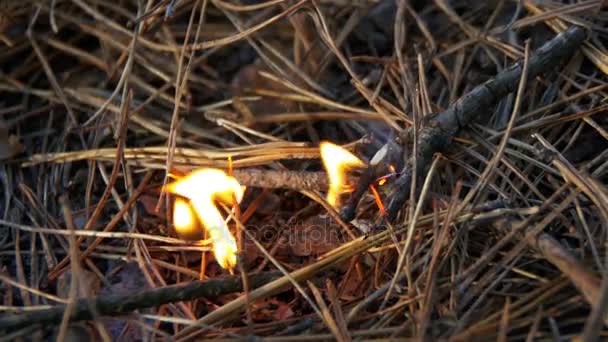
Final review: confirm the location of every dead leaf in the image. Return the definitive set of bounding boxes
[339,266,367,300]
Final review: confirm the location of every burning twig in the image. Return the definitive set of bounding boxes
[340,139,403,221]
[374,25,587,222]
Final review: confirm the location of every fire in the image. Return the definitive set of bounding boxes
[377,165,397,186]
[173,197,203,241]
[320,142,365,208]
[369,185,386,216]
[166,169,244,270]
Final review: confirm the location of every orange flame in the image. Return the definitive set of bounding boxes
[369,185,386,216]
[377,164,397,186]
[320,142,365,208]
[166,169,244,270]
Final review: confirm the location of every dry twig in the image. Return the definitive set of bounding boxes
[385,26,587,222]
[0,272,279,331]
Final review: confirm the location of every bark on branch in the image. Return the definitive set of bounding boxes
[383,26,586,222]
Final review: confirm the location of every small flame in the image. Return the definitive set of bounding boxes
[173,197,203,241]
[369,185,386,216]
[377,164,397,186]
[166,169,244,270]
[320,142,365,208]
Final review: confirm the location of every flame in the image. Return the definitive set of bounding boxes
[320,142,365,208]
[173,197,203,241]
[377,164,397,186]
[369,185,386,216]
[166,169,244,270]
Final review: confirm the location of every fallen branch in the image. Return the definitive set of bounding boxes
[0,272,279,331]
[383,26,586,222]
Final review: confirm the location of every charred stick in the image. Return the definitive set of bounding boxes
[0,272,280,331]
[340,140,403,222]
[339,166,376,221]
[384,26,586,222]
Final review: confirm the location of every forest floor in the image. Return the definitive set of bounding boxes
[0,0,607,340]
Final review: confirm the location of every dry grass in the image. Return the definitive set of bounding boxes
[0,0,607,340]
